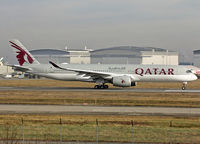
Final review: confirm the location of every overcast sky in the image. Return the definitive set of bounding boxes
[0,0,200,63]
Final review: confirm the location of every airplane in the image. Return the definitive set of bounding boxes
[8,39,200,90]
[0,57,4,66]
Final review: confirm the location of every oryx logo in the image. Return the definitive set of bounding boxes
[9,41,33,66]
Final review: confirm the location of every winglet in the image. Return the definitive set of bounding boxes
[49,61,65,70]
[49,61,60,68]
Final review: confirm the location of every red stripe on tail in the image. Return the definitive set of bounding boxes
[9,41,34,66]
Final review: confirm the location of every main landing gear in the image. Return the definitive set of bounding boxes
[94,84,109,89]
[182,82,187,90]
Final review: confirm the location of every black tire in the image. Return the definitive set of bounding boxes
[100,85,104,89]
[94,85,109,89]
[104,85,109,89]
[182,86,185,90]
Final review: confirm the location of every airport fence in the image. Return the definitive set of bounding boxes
[0,118,199,144]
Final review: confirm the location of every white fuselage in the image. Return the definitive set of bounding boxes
[27,64,198,83]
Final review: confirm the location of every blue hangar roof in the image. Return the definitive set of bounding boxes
[193,50,200,55]
[91,46,169,53]
[30,49,69,55]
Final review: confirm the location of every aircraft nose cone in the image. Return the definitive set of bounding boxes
[195,70,200,79]
[195,70,200,75]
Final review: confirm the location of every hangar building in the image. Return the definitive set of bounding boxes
[30,46,178,65]
[193,50,200,67]
[30,49,70,64]
[0,60,14,76]
[67,49,91,64]
[30,48,90,64]
[91,46,178,65]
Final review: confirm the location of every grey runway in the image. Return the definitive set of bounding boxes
[0,104,199,116]
[0,86,200,93]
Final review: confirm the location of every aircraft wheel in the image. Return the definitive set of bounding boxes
[94,85,109,89]
[99,85,104,89]
[182,86,186,90]
[182,82,187,90]
[94,85,100,89]
[103,85,109,89]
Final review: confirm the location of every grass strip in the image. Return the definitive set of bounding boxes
[0,79,200,89]
[0,90,200,107]
[0,114,200,143]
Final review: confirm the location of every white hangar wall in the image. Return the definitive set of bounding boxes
[193,50,200,67]
[91,46,178,65]
[141,50,179,65]
[30,46,178,65]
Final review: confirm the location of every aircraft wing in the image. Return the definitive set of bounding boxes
[49,61,114,79]
[7,64,30,72]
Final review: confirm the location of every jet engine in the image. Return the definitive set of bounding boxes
[112,76,136,87]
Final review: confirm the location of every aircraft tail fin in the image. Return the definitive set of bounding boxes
[0,57,4,66]
[9,39,40,66]
[0,57,3,62]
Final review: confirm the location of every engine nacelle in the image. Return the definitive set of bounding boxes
[112,76,136,87]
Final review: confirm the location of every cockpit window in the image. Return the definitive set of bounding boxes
[186,70,192,73]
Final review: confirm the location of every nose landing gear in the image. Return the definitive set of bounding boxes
[182,82,187,90]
